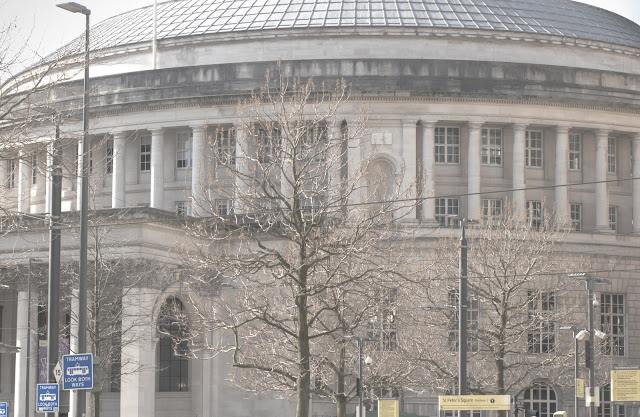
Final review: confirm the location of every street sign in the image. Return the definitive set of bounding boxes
[36,383,59,413]
[576,378,584,398]
[62,353,93,390]
[612,370,640,401]
[54,361,63,383]
[0,402,7,416]
[378,399,399,417]
[439,395,511,411]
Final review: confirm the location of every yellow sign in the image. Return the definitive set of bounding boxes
[378,399,399,417]
[576,379,584,398]
[611,370,640,401]
[439,395,511,411]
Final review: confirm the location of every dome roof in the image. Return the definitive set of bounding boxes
[56,0,640,57]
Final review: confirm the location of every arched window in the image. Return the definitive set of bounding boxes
[523,384,557,417]
[158,297,189,392]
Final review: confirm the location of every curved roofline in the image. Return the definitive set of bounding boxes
[44,0,640,61]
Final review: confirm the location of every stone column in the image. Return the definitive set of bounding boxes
[18,150,31,213]
[191,125,207,216]
[512,124,527,219]
[555,126,570,227]
[633,134,640,234]
[234,123,249,214]
[46,143,53,212]
[400,119,418,222]
[13,291,27,417]
[595,130,611,232]
[76,139,84,211]
[112,132,127,208]
[150,128,165,210]
[467,122,482,219]
[14,290,37,417]
[327,121,343,216]
[421,121,437,224]
[347,121,362,217]
[120,288,158,417]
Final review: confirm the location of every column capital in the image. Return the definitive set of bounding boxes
[632,132,640,142]
[420,120,436,129]
[512,122,528,132]
[402,119,419,128]
[468,121,483,131]
[595,129,610,139]
[555,125,571,135]
[112,130,128,140]
[149,127,165,136]
[190,124,207,135]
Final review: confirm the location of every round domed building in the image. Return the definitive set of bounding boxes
[2,1,640,417]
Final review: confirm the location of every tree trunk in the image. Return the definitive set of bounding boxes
[296,269,311,417]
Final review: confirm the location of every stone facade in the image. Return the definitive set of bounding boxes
[2,1,640,417]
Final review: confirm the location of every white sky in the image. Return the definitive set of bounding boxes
[1,0,640,74]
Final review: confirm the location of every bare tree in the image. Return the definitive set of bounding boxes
[404,206,584,405]
[177,66,422,417]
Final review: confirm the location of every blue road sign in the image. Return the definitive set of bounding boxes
[36,384,59,413]
[62,353,93,390]
[0,401,7,416]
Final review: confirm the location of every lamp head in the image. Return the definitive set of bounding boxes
[364,355,373,365]
[594,330,606,340]
[575,329,589,341]
[56,2,91,15]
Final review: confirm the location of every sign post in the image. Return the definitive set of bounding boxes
[62,353,93,390]
[36,384,59,413]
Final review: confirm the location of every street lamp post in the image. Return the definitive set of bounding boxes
[559,325,584,417]
[569,273,611,417]
[345,336,375,417]
[25,259,46,417]
[55,5,91,417]
[448,216,477,411]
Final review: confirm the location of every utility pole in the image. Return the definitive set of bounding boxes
[569,273,611,417]
[345,336,375,417]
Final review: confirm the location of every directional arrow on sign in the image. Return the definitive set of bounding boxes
[54,361,63,383]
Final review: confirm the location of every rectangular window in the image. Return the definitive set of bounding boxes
[435,198,459,226]
[368,289,398,351]
[569,133,581,170]
[448,289,480,353]
[608,138,616,174]
[600,294,624,356]
[215,128,236,166]
[481,128,502,166]
[175,201,190,216]
[570,203,582,231]
[482,199,503,226]
[308,125,328,163]
[31,154,37,185]
[301,195,325,216]
[257,128,281,163]
[526,201,543,229]
[609,206,617,232]
[140,136,151,172]
[176,132,193,169]
[527,291,555,354]
[526,130,543,167]
[6,159,16,189]
[106,139,113,174]
[435,127,460,164]
[215,199,231,216]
